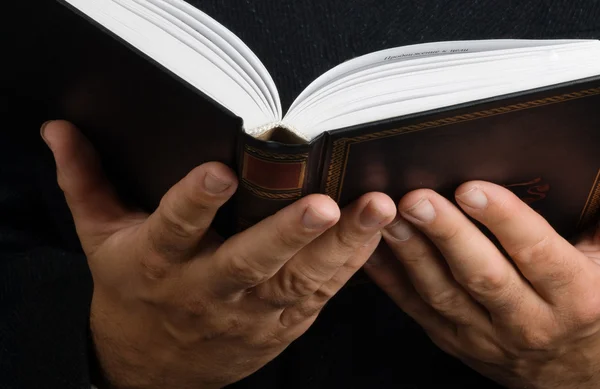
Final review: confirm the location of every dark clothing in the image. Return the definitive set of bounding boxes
[1,1,599,388]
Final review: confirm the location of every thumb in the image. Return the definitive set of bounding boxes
[42,120,129,237]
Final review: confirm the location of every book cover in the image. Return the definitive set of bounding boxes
[35,0,600,239]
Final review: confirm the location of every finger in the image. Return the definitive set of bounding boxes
[382,216,491,327]
[398,189,539,317]
[42,120,128,233]
[363,245,458,336]
[142,162,238,260]
[455,181,595,305]
[259,193,396,305]
[278,232,383,327]
[575,220,600,264]
[208,194,341,296]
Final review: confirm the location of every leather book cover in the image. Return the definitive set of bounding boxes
[319,77,600,239]
[235,131,327,230]
[35,1,600,240]
[40,0,245,236]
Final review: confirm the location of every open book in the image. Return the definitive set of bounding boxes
[48,0,600,237]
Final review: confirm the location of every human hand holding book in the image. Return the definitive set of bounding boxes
[366,178,600,389]
[40,120,396,388]
[42,118,600,389]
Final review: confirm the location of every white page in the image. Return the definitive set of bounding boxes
[158,0,281,118]
[138,0,273,117]
[285,45,569,122]
[288,39,590,115]
[64,0,276,130]
[311,67,600,136]
[128,0,271,118]
[285,51,537,123]
[294,62,522,131]
[287,42,600,138]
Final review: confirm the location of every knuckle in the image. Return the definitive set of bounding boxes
[181,296,208,319]
[285,266,323,297]
[294,301,324,320]
[146,232,184,259]
[279,305,322,329]
[510,237,582,289]
[266,331,291,349]
[252,286,295,309]
[268,296,294,310]
[569,295,600,327]
[400,245,435,266]
[159,202,199,240]
[56,174,70,196]
[422,288,463,312]
[519,327,555,349]
[509,235,553,265]
[272,220,308,249]
[225,253,270,286]
[219,315,245,336]
[334,227,361,251]
[463,269,509,295]
[341,255,368,272]
[138,252,171,281]
[313,283,337,302]
[486,195,516,226]
[201,317,244,342]
[546,266,578,291]
[330,253,367,279]
[430,225,462,243]
[461,330,504,364]
[245,330,286,351]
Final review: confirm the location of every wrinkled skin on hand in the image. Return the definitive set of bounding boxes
[42,120,397,389]
[367,181,600,389]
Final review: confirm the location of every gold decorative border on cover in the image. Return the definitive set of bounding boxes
[245,145,309,161]
[325,87,600,210]
[241,179,303,200]
[578,169,600,228]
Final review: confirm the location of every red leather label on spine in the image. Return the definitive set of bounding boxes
[242,153,306,191]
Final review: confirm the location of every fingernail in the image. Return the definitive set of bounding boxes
[457,187,488,209]
[359,200,388,228]
[204,172,232,194]
[40,120,53,148]
[303,205,336,229]
[385,217,414,241]
[404,199,436,223]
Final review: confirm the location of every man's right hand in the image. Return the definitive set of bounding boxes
[41,120,397,389]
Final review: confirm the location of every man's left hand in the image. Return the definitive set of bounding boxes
[365,181,600,389]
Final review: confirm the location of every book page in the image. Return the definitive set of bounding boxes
[284,40,600,139]
[126,0,271,117]
[156,0,281,118]
[286,48,536,123]
[289,39,589,115]
[64,0,281,130]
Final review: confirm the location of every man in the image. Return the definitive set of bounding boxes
[2,1,600,388]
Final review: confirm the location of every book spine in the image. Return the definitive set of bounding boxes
[235,129,326,231]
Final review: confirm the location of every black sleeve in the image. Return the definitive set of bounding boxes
[0,92,95,389]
